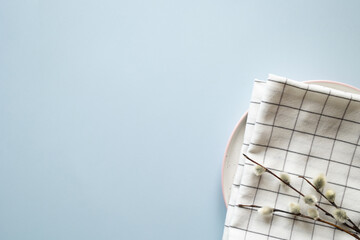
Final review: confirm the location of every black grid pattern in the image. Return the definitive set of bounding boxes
[267,84,310,239]
[243,79,287,240]
[288,89,330,240]
[224,76,360,240]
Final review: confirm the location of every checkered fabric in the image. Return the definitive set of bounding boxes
[223,74,360,240]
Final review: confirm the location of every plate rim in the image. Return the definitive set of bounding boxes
[221,80,360,207]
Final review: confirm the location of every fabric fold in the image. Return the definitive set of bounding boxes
[223,80,266,240]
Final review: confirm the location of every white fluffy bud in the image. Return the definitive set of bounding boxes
[254,165,266,176]
[333,209,347,223]
[325,189,336,202]
[313,173,326,190]
[280,173,291,185]
[307,208,319,220]
[258,206,273,216]
[288,202,301,214]
[303,194,318,206]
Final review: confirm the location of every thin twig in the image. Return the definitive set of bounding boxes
[299,175,360,233]
[243,154,304,197]
[317,218,360,240]
[348,218,360,235]
[298,176,338,208]
[238,204,360,240]
[243,154,360,234]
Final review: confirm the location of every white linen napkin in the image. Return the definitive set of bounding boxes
[223,74,360,240]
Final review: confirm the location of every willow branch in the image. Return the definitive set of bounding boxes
[299,175,360,233]
[243,154,304,197]
[238,204,360,240]
[243,154,359,233]
[298,176,338,208]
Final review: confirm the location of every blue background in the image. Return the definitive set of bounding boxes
[1,0,360,239]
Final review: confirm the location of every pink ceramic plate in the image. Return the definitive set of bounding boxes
[222,80,360,207]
